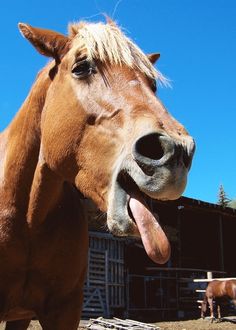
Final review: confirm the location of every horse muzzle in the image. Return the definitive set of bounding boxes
[130,132,195,199]
[134,132,194,172]
[107,131,195,264]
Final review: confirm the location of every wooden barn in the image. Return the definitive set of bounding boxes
[81,197,236,321]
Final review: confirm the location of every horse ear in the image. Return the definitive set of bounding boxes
[147,53,160,64]
[18,23,69,60]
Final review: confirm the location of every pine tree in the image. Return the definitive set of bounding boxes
[217,184,230,207]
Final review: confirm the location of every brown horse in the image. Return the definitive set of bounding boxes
[0,19,195,329]
[201,280,236,322]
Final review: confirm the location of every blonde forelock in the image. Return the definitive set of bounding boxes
[68,20,168,84]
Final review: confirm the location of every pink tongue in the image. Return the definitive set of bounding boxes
[129,197,171,264]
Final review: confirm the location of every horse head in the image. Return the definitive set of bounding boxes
[19,20,195,264]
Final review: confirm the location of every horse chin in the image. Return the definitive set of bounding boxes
[106,176,140,238]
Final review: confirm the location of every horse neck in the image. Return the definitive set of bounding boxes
[0,63,62,221]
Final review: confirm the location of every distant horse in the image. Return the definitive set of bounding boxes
[0,18,195,329]
[201,280,236,321]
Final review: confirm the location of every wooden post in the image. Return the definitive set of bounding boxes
[207,272,212,280]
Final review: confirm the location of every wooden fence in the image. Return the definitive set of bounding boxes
[82,231,235,320]
[127,267,227,320]
[82,231,125,319]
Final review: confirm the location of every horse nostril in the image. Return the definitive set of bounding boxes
[133,133,195,175]
[183,150,191,168]
[133,133,168,176]
[135,133,164,160]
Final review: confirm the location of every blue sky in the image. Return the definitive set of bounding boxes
[0,0,235,204]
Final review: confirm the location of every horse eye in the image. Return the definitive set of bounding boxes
[71,60,96,79]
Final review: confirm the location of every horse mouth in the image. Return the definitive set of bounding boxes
[107,171,171,264]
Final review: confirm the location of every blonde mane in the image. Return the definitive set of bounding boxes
[69,21,167,84]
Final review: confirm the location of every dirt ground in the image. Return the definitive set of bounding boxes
[154,318,236,330]
[1,318,236,329]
